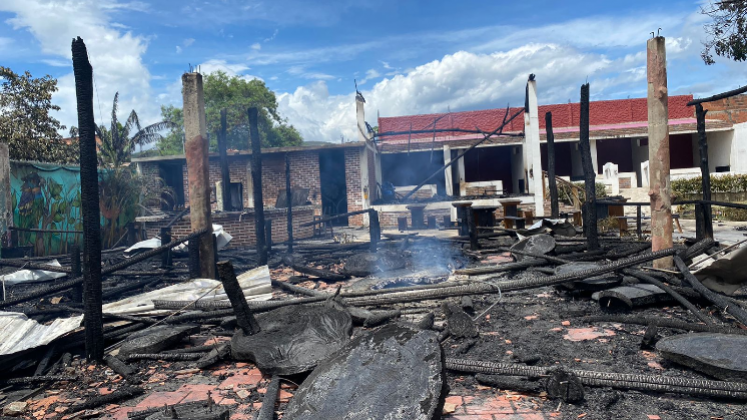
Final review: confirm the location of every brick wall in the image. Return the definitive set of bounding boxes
[377,209,451,228]
[141,206,315,248]
[703,94,747,124]
[345,148,364,226]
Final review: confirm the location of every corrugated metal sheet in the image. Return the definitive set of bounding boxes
[0,312,83,356]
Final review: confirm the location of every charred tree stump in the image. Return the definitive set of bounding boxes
[546,112,559,218]
[217,261,261,335]
[578,83,599,251]
[70,245,82,303]
[285,153,294,254]
[218,109,231,212]
[249,107,268,265]
[160,228,172,268]
[188,238,201,279]
[71,37,103,362]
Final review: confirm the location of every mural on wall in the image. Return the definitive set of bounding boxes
[9,161,135,255]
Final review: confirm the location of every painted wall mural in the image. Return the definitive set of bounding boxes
[9,161,135,255]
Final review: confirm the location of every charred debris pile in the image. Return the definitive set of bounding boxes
[2,222,747,419]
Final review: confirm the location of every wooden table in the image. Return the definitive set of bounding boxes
[472,205,499,227]
[452,202,473,236]
[499,199,522,229]
[406,204,427,229]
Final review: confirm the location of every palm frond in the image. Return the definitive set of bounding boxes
[131,121,176,145]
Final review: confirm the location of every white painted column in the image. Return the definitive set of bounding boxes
[456,153,466,196]
[731,122,747,174]
[590,139,599,175]
[523,113,532,194]
[443,145,453,196]
[526,78,544,216]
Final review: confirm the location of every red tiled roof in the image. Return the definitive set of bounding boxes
[378,95,701,143]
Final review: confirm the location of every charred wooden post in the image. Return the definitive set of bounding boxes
[182,72,216,279]
[265,219,272,255]
[160,228,172,268]
[285,153,294,253]
[466,208,479,250]
[546,112,559,218]
[256,376,281,420]
[71,37,104,361]
[695,104,714,239]
[218,109,231,212]
[695,202,706,241]
[369,209,381,252]
[579,83,599,250]
[636,206,642,240]
[647,36,673,268]
[216,261,261,335]
[188,238,201,279]
[248,107,268,265]
[70,244,82,303]
[127,223,137,246]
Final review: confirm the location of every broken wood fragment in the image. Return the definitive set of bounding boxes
[255,375,280,420]
[545,369,584,403]
[118,325,199,358]
[104,355,136,379]
[442,302,478,339]
[64,386,144,414]
[217,260,261,335]
[125,353,206,362]
[289,262,348,281]
[195,344,230,369]
[475,374,542,393]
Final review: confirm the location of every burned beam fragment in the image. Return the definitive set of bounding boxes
[623,269,713,324]
[249,107,268,265]
[442,302,478,339]
[256,375,281,420]
[289,262,348,282]
[104,355,136,379]
[63,387,144,415]
[674,255,747,326]
[195,344,230,369]
[578,83,599,251]
[125,353,206,362]
[476,374,542,393]
[284,324,445,420]
[118,325,199,358]
[217,261,261,335]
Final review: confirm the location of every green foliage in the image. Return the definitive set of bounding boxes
[557,181,607,207]
[701,1,747,64]
[0,67,79,164]
[156,71,302,155]
[671,174,747,196]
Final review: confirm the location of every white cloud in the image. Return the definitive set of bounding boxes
[40,58,71,67]
[251,42,261,51]
[0,0,155,131]
[183,38,195,47]
[279,44,649,142]
[176,45,182,54]
[264,29,278,42]
[358,69,380,85]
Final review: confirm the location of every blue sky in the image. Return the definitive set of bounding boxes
[1,0,745,143]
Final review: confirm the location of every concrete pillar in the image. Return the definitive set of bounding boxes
[526,78,544,216]
[646,36,673,268]
[0,144,10,254]
[443,145,453,196]
[356,93,367,144]
[731,122,747,174]
[182,72,216,278]
[456,153,466,196]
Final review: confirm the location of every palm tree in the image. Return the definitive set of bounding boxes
[96,92,175,168]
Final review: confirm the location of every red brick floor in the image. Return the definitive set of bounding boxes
[444,394,557,420]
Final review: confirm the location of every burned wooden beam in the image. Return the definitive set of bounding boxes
[546,111,559,218]
[160,228,172,268]
[125,353,206,362]
[104,355,136,379]
[687,85,747,106]
[578,83,599,251]
[290,262,348,281]
[217,260,261,335]
[249,107,268,265]
[695,103,714,240]
[255,375,280,420]
[63,387,144,415]
[70,244,82,303]
[71,36,104,362]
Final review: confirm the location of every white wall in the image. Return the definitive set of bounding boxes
[731,122,747,174]
[707,130,734,172]
[511,145,523,194]
[630,138,649,187]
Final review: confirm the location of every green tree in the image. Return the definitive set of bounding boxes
[157,71,302,154]
[0,67,79,163]
[94,92,175,167]
[702,1,747,64]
